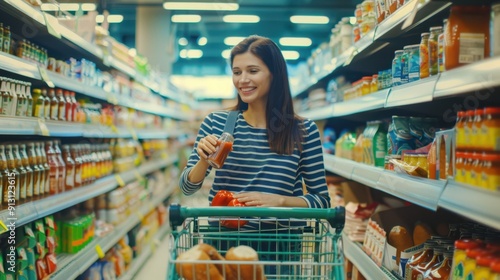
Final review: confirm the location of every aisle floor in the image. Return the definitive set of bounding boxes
[135,184,211,280]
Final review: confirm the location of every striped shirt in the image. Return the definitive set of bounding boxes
[179,110,331,209]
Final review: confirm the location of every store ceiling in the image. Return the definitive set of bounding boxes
[102,0,358,76]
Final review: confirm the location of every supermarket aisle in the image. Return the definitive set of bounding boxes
[135,182,211,279]
[134,235,171,279]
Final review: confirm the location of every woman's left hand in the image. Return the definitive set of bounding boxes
[232,192,285,207]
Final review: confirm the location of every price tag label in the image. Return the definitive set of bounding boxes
[344,49,358,66]
[115,174,125,187]
[37,119,50,136]
[42,12,62,39]
[38,66,55,88]
[95,245,105,259]
[0,220,8,234]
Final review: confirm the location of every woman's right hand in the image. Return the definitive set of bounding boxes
[197,135,219,160]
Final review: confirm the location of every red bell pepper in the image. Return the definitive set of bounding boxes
[221,198,248,229]
[211,190,234,206]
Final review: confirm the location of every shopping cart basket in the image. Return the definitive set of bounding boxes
[167,204,345,280]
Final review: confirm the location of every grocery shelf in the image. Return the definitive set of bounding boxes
[333,90,389,117]
[342,233,399,280]
[439,181,500,231]
[324,154,445,210]
[118,222,171,280]
[433,56,500,99]
[107,56,136,78]
[385,75,438,108]
[0,116,38,135]
[299,105,334,121]
[0,156,178,228]
[0,53,41,80]
[3,0,45,26]
[51,184,175,280]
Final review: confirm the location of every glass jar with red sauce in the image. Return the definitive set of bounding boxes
[207,132,234,169]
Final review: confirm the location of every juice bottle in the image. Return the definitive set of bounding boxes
[27,142,42,199]
[36,142,50,196]
[32,89,45,118]
[12,144,28,203]
[44,141,59,195]
[56,89,66,121]
[48,89,59,121]
[25,82,33,117]
[42,89,51,120]
[0,145,9,208]
[5,144,21,202]
[70,92,78,121]
[64,91,73,122]
[19,144,34,202]
[70,145,83,188]
[53,140,66,193]
[62,145,75,191]
[15,82,26,116]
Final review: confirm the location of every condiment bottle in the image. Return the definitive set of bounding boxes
[424,248,453,280]
[53,140,66,193]
[27,142,42,199]
[405,240,437,280]
[48,89,59,121]
[44,141,59,195]
[5,144,21,202]
[19,144,34,202]
[64,91,73,122]
[62,145,75,191]
[70,145,83,188]
[42,89,51,120]
[0,77,11,115]
[411,246,444,280]
[25,82,33,117]
[56,89,66,121]
[12,144,28,203]
[451,239,484,280]
[36,142,50,196]
[207,132,234,169]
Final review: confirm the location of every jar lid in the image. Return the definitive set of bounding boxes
[457,111,466,117]
[481,153,500,161]
[466,110,475,117]
[455,239,483,250]
[466,247,491,258]
[430,26,443,32]
[474,109,484,115]
[484,107,500,115]
[421,32,430,37]
[477,254,498,267]
[395,50,404,54]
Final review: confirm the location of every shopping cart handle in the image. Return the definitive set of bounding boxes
[169,204,345,233]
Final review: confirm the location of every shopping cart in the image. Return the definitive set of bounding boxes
[167,204,345,280]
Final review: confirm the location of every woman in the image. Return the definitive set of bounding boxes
[178,35,332,276]
[179,35,330,210]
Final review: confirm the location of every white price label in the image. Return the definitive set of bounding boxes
[38,66,55,88]
[42,12,62,39]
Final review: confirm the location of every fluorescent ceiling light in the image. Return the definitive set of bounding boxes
[279,37,312,47]
[224,36,245,46]
[41,3,58,11]
[96,14,124,23]
[223,15,260,23]
[282,50,300,60]
[171,14,201,23]
[163,2,239,11]
[221,49,231,59]
[180,49,203,59]
[178,37,188,46]
[290,15,329,24]
[59,3,79,10]
[197,37,207,46]
[82,3,96,11]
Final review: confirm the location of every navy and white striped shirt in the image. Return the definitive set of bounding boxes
[179,110,330,209]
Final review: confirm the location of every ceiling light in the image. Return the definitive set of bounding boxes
[178,37,188,46]
[279,37,312,47]
[223,15,260,23]
[82,3,96,11]
[221,49,231,59]
[281,50,300,60]
[163,2,239,11]
[59,3,79,10]
[180,49,203,59]
[41,3,58,11]
[197,37,207,46]
[224,36,245,46]
[171,14,201,23]
[290,15,329,24]
[96,15,124,23]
